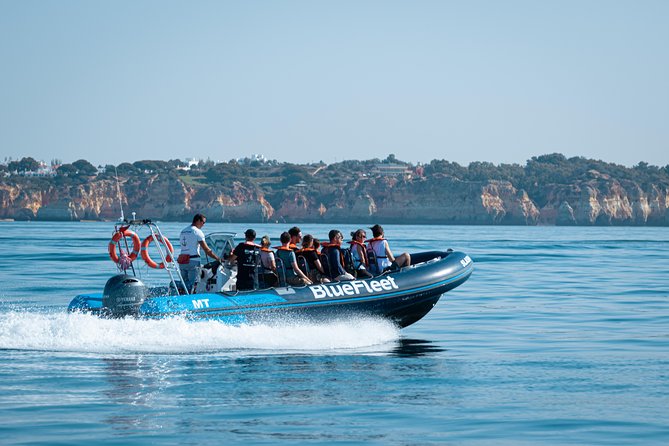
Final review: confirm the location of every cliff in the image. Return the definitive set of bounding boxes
[539,178,668,226]
[2,171,667,225]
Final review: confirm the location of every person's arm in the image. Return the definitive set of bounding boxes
[314,258,326,274]
[269,253,277,271]
[384,241,395,263]
[291,260,312,283]
[200,240,220,262]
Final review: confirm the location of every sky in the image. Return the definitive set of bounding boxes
[1,0,668,168]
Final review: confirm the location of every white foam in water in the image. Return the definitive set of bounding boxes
[0,310,400,354]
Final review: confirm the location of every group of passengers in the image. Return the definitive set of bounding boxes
[228,224,411,291]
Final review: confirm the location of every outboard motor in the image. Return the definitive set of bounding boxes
[101,274,147,317]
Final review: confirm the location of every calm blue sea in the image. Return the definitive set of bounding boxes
[0,221,668,445]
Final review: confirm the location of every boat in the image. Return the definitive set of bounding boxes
[68,219,473,328]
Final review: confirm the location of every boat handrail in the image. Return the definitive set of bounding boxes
[113,219,190,296]
[147,222,189,295]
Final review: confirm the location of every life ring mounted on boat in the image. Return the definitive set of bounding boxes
[140,235,174,269]
[108,229,141,264]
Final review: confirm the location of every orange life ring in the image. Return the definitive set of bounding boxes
[108,229,141,264]
[140,235,174,269]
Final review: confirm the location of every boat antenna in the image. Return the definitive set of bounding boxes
[114,166,125,222]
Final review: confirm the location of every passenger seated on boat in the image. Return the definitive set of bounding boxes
[259,235,279,288]
[227,228,260,291]
[299,234,330,284]
[312,238,322,254]
[276,232,312,286]
[288,226,302,251]
[322,230,355,282]
[367,224,410,273]
[349,229,373,279]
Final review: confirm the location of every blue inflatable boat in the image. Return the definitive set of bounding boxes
[68,220,473,328]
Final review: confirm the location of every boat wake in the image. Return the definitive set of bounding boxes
[0,310,400,354]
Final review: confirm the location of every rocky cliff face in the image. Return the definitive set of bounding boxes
[1,174,667,225]
[0,175,272,222]
[304,176,540,225]
[0,184,44,220]
[539,178,669,226]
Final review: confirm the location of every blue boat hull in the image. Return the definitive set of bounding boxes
[68,251,473,328]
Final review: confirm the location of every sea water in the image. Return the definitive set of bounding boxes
[0,221,668,445]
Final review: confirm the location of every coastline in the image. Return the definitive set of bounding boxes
[2,218,667,227]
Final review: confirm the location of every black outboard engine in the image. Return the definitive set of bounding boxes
[101,274,148,318]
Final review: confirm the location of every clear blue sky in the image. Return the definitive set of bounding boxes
[1,0,667,167]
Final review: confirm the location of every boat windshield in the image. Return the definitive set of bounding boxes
[205,232,237,259]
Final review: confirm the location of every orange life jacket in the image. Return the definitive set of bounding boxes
[366,237,388,259]
[296,247,316,255]
[273,245,297,273]
[321,242,346,268]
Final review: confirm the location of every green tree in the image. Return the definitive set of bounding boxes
[56,163,78,176]
[8,157,40,173]
[116,162,138,176]
[424,159,467,178]
[22,157,40,172]
[72,159,98,176]
[466,161,500,181]
[524,153,575,186]
[133,160,168,172]
[167,159,187,169]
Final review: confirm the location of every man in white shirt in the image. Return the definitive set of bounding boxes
[178,213,220,292]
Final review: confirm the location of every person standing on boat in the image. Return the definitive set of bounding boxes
[367,224,410,273]
[228,229,261,291]
[178,213,220,293]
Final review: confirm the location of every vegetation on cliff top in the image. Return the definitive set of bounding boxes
[3,153,667,190]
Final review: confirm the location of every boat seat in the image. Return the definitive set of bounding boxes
[297,255,310,277]
[319,253,333,280]
[366,249,380,276]
[275,257,288,287]
[341,248,356,276]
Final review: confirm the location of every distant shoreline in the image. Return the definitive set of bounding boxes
[2,153,668,226]
[2,219,667,228]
